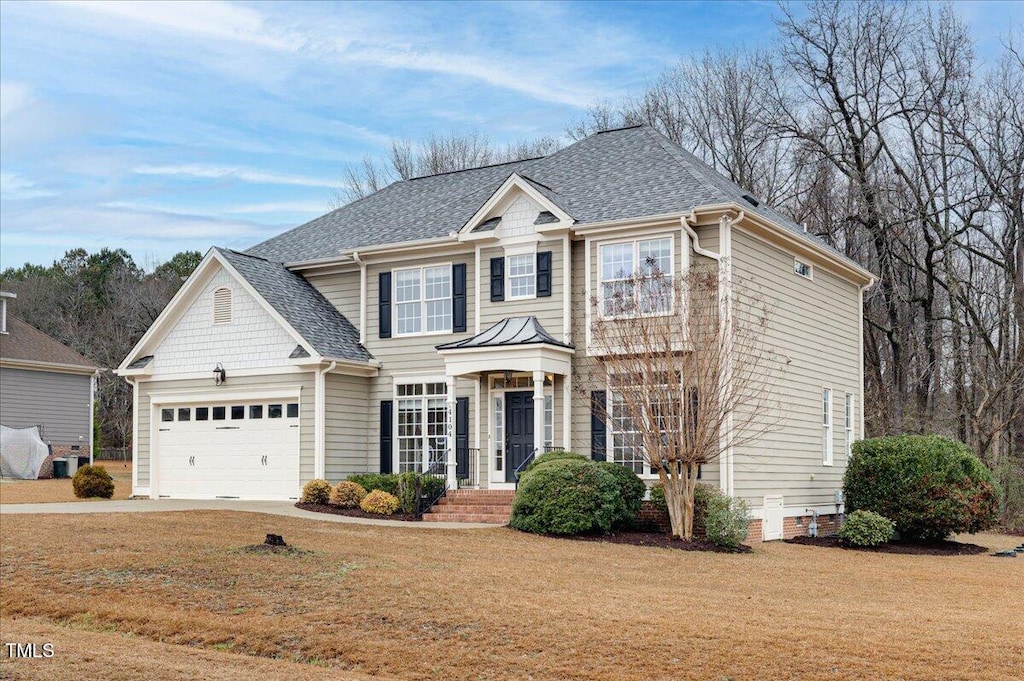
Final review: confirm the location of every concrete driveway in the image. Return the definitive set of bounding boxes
[0,498,497,529]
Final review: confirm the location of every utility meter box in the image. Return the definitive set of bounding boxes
[834,489,844,505]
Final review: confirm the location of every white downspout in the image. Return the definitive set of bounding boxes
[857,278,876,442]
[89,370,99,465]
[124,375,140,496]
[353,252,366,345]
[315,360,337,480]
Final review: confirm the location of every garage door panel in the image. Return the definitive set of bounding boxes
[156,399,300,499]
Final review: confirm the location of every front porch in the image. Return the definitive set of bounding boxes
[434,316,574,491]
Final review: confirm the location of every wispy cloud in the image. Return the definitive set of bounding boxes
[133,164,338,188]
[0,172,56,200]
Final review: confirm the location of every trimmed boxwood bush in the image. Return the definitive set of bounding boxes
[360,489,400,515]
[510,458,621,535]
[704,495,751,549]
[72,465,114,499]
[595,461,646,528]
[524,449,587,473]
[301,479,331,504]
[839,510,895,547]
[347,473,399,496]
[330,481,367,508]
[844,435,1000,542]
[347,473,445,508]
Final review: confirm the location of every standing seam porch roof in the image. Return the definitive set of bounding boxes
[435,316,573,351]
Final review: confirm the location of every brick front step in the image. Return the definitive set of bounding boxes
[422,512,509,524]
[431,503,512,514]
[423,489,513,524]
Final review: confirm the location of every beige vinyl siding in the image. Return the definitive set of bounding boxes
[569,225,720,484]
[303,268,362,337]
[362,251,479,471]
[479,240,566,337]
[0,367,92,445]
[729,225,862,510]
[135,371,316,488]
[324,372,370,481]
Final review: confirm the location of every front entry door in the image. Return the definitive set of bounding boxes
[505,391,535,482]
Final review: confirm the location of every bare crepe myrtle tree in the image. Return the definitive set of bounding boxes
[586,262,783,540]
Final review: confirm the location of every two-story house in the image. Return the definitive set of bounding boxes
[117,125,874,539]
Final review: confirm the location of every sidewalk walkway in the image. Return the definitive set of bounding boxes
[0,498,498,529]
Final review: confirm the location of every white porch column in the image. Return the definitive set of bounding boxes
[532,370,545,458]
[446,376,458,488]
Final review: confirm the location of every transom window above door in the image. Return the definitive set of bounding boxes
[395,265,452,335]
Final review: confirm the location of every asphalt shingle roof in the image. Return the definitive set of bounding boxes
[216,248,373,363]
[0,316,99,370]
[245,125,854,267]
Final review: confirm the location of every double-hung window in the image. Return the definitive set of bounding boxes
[600,237,673,317]
[507,254,536,299]
[396,382,448,473]
[395,265,452,335]
[607,373,681,476]
[822,388,834,465]
[844,393,854,458]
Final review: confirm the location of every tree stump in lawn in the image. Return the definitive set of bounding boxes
[264,534,287,547]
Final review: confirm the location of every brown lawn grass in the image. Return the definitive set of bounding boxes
[0,463,133,504]
[1,511,1021,681]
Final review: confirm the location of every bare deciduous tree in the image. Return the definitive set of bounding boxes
[585,266,783,539]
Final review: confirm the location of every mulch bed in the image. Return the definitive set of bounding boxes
[784,534,988,556]
[295,502,420,522]
[563,530,752,554]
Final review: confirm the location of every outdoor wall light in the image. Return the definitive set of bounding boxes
[214,363,226,386]
[503,370,513,382]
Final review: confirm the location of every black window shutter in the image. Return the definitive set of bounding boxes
[591,390,607,461]
[537,251,552,297]
[456,396,469,478]
[452,263,467,333]
[490,257,504,302]
[378,271,392,339]
[380,400,393,473]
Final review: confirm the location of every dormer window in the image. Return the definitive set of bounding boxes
[213,287,233,324]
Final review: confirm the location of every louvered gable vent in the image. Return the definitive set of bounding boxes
[213,287,233,324]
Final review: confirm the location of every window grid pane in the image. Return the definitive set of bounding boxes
[507,254,536,298]
[494,396,504,471]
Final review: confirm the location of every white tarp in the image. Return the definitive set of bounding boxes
[0,425,50,479]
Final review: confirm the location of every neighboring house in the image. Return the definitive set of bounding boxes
[117,125,875,539]
[0,291,100,477]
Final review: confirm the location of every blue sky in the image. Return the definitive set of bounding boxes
[1,1,1021,270]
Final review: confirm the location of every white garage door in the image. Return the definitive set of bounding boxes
[156,400,300,499]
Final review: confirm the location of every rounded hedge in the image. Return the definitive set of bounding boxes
[72,465,114,499]
[839,510,895,547]
[525,449,587,473]
[360,489,400,515]
[843,435,999,542]
[300,479,332,505]
[595,461,646,528]
[330,481,367,508]
[510,458,620,535]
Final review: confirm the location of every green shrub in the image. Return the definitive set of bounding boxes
[650,482,720,535]
[300,479,331,504]
[703,494,750,549]
[330,481,367,508]
[348,473,446,514]
[510,458,620,535]
[844,435,1000,542]
[72,465,114,499]
[360,489,400,515]
[595,461,646,528]
[348,473,399,496]
[839,510,895,547]
[525,449,587,473]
